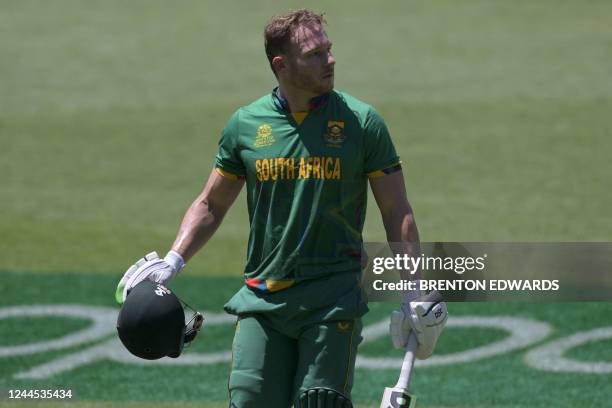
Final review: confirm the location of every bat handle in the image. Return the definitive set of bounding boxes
[395,331,418,389]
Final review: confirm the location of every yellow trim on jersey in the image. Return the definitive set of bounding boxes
[366,162,402,179]
[292,112,308,125]
[215,167,243,180]
[266,279,295,292]
[367,169,387,178]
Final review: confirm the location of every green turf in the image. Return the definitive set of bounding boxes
[567,338,612,363]
[1,0,611,276]
[360,326,509,357]
[2,271,612,407]
[0,317,90,347]
[1,1,611,407]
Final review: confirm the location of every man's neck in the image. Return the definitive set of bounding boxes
[277,84,317,112]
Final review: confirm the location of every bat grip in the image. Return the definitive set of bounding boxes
[395,331,418,389]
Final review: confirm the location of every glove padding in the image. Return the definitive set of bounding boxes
[390,290,448,359]
[115,251,184,305]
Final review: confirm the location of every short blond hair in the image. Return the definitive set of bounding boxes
[264,9,326,76]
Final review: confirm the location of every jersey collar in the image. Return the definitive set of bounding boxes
[272,87,330,112]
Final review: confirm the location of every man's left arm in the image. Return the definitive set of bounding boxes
[369,170,420,279]
[369,170,448,359]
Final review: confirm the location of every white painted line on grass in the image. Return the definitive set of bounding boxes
[0,305,117,357]
[358,316,552,368]
[524,326,612,374]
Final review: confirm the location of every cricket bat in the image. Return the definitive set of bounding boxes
[379,332,418,408]
[380,290,444,408]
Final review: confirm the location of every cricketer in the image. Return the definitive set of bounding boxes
[116,9,448,407]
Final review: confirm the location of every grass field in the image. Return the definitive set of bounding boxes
[1,1,612,407]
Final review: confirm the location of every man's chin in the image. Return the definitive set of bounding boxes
[317,79,334,93]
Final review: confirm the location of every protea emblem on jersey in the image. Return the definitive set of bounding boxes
[325,120,345,146]
[254,124,275,148]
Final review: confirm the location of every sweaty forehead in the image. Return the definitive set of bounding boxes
[290,23,330,54]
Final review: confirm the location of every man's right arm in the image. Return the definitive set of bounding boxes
[171,168,245,262]
[115,169,244,304]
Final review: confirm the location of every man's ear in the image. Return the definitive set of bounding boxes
[272,55,287,74]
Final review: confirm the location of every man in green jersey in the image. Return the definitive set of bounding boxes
[117,9,447,408]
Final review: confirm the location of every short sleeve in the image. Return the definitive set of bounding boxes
[363,108,400,175]
[215,110,246,177]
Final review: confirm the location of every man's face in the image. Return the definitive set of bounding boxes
[284,23,335,96]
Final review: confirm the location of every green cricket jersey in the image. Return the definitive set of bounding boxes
[216,89,399,313]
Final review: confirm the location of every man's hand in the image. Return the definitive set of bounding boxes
[390,290,448,359]
[115,251,185,305]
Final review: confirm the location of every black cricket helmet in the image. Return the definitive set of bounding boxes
[116,280,203,360]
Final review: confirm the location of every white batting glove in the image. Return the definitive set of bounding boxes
[115,250,185,305]
[390,290,448,359]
